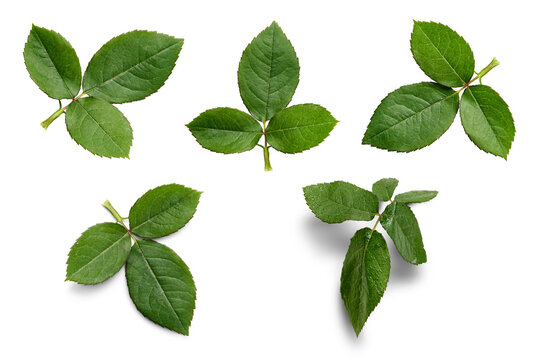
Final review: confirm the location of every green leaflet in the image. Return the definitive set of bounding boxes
[66,223,131,285]
[238,21,299,122]
[65,97,132,158]
[83,31,183,104]
[129,184,202,239]
[411,21,475,87]
[187,108,263,154]
[266,104,338,153]
[395,190,438,204]
[372,178,399,202]
[303,181,379,223]
[460,85,515,159]
[341,228,390,336]
[24,25,81,99]
[363,82,459,152]
[381,202,426,265]
[126,239,196,335]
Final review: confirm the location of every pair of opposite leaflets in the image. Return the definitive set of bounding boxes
[24,21,515,336]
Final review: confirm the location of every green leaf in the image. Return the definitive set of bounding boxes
[24,25,81,99]
[381,202,426,265]
[66,223,131,285]
[126,239,196,335]
[83,31,183,103]
[340,228,390,336]
[411,21,475,87]
[303,181,379,224]
[372,178,399,201]
[65,97,132,158]
[395,190,438,203]
[266,104,337,153]
[187,107,263,154]
[129,184,201,239]
[460,85,515,159]
[362,82,459,152]
[238,21,299,122]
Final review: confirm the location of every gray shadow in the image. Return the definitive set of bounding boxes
[387,241,422,283]
[303,216,351,255]
[66,271,122,295]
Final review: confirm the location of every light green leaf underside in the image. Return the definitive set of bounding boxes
[460,85,515,159]
[83,30,183,104]
[372,178,399,202]
[266,104,337,153]
[66,223,131,285]
[381,202,426,265]
[411,21,475,87]
[24,25,81,99]
[65,97,132,158]
[395,190,438,204]
[129,184,201,239]
[126,239,196,335]
[238,21,299,122]
[340,228,390,336]
[187,107,263,154]
[363,82,459,152]
[303,181,379,224]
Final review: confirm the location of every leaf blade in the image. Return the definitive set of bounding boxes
[372,178,399,201]
[395,190,438,204]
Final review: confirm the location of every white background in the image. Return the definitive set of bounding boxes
[1,0,537,358]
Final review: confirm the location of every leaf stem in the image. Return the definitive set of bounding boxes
[457,57,499,94]
[40,91,88,129]
[262,120,272,171]
[102,200,128,229]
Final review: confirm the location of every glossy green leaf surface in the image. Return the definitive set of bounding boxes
[83,31,183,103]
[126,239,196,335]
[381,202,426,265]
[266,104,337,153]
[187,107,263,154]
[24,25,81,99]
[303,181,379,224]
[363,82,459,152]
[65,97,132,158]
[395,190,438,203]
[372,178,399,201]
[411,21,474,87]
[460,85,515,159]
[340,228,390,336]
[129,184,201,239]
[66,223,131,285]
[238,21,299,121]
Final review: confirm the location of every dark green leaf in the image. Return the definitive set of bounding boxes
[395,190,438,203]
[460,85,515,159]
[238,21,299,122]
[129,184,201,239]
[24,25,81,99]
[65,97,132,158]
[340,228,390,336]
[362,82,459,152]
[266,104,337,153]
[372,178,399,201]
[126,239,196,335]
[303,181,379,224]
[187,107,262,154]
[66,223,131,285]
[83,31,183,103]
[411,21,474,87]
[381,202,426,265]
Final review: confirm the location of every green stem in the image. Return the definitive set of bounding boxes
[102,200,128,228]
[262,120,272,171]
[477,57,500,79]
[41,106,67,129]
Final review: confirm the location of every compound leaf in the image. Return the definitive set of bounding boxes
[362,82,459,152]
[381,202,426,265]
[187,107,262,154]
[129,184,201,239]
[303,181,379,224]
[238,21,299,122]
[395,190,438,204]
[126,239,196,335]
[83,31,183,103]
[340,228,390,336]
[266,104,337,153]
[372,178,399,201]
[24,25,81,99]
[66,223,131,285]
[65,97,132,158]
[460,85,515,159]
[411,21,474,87]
